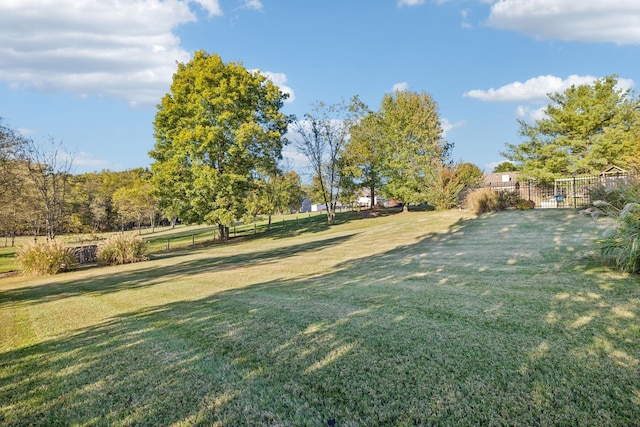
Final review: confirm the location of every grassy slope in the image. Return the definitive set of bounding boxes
[0,212,327,273]
[0,210,638,426]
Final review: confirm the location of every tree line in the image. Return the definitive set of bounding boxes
[150,51,485,234]
[0,125,164,243]
[4,52,637,244]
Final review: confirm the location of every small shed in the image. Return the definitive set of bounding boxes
[599,165,628,178]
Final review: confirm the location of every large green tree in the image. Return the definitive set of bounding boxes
[503,75,640,183]
[150,51,290,239]
[377,90,451,212]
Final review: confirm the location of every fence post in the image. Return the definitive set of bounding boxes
[573,176,577,208]
[167,238,170,250]
[254,224,256,234]
[192,234,195,246]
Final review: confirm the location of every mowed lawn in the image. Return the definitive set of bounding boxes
[0,209,638,426]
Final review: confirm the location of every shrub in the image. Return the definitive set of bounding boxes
[465,188,533,214]
[496,190,521,210]
[17,240,77,276]
[598,202,640,273]
[594,178,640,273]
[516,199,535,210]
[425,167,464,210]
[589,185,627,211]
[464,187,499,214]
[97,234,148,266]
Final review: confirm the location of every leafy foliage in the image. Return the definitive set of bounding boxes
[492,161,518,173]
[503,75,640,183]
[425,165,464,210]
[244,170,303,228]
[454,162,484,187]
[593,178,640,273]
[16,239,76,275]
[343,110,386,209]
[294,97,367,223]
[378,91,452,211]
[97,233,148,266]
[150,51,290,238]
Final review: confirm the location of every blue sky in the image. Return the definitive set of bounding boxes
[1,0,639,178]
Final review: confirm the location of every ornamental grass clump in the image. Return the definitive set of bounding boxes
[464,187,499,214]
[97,234,148,266]
[597,200,640,273]
[593,178,640,273]
[16,240,77,276]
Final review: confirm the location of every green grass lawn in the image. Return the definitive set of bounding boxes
[1,209,638,425]
[0,212,328,273]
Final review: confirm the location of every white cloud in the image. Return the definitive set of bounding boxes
[397,0,425,7]
[255,71,296,103]
[243,0,263,11]
[72,151,123,171]
[17,128,38,136]
[441,118,466,136]
[460,8,473,29]
[486,0,640,45]
[515,105,547,122]
[464,74,635,103]
[391,82,409,92]
[0,0,223,107]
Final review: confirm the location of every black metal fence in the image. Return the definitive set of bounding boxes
[483,173,635,209]
[70,245,98,264]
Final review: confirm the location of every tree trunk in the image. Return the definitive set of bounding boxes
[370,185,376,209]
[267,215,272,231]
[218,224,230,240]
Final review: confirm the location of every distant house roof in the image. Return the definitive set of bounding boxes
[483,171,519,185]
[600,165,628,176]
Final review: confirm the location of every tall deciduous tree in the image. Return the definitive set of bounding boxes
[344,110,386,209]
[150,51,290,239]
[503,75,640,183]
[294,97,366,224]
[24,137,74,240]
[378,90,451,212]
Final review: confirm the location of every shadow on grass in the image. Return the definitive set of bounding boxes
[231,207,407,241]
[0,233,357,308]
[1,210,638,425]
